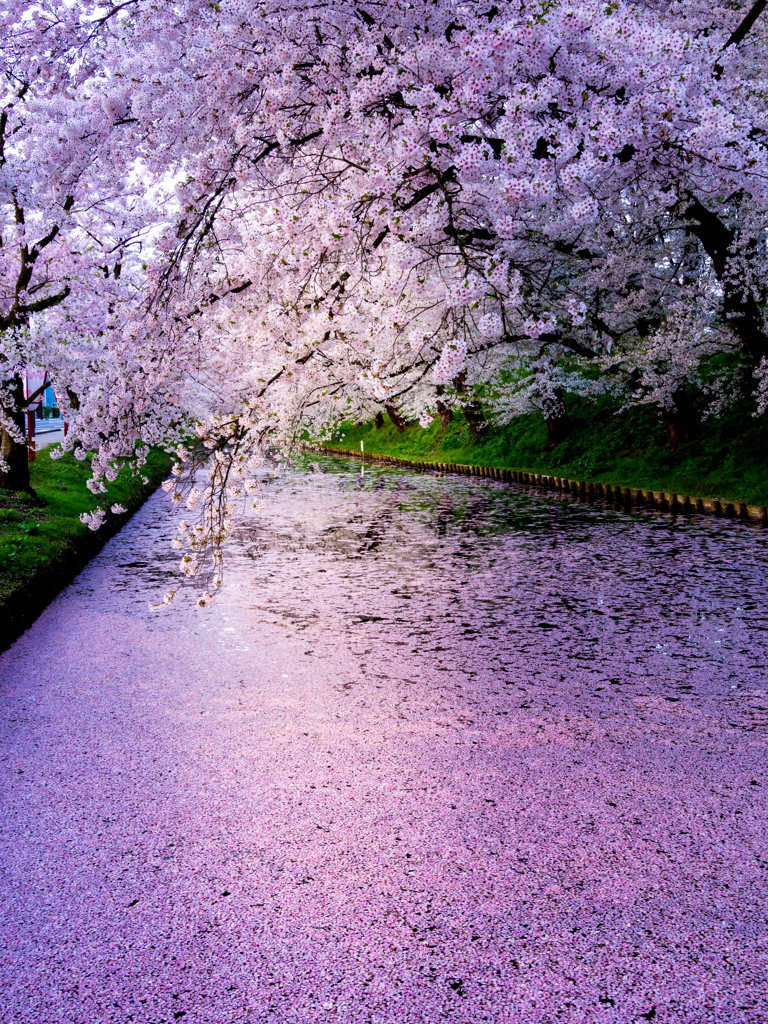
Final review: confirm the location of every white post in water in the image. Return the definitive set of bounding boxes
[360,440,364,454]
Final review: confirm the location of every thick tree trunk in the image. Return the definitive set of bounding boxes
[0,375,32,493]
[533,352,569,448]
[435,386,453,431]
[662,387,692,451]
[384,403,409,434]
[544,396,569,448]
[453,371,488,439]
[374,411,385,430]
[685,197,768,374]
[436,399,453,432]
[0,428,32,492]
[464,403,488,439]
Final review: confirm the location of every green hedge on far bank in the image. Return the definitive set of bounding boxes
[327,394,768,506]
[0,446,171,651]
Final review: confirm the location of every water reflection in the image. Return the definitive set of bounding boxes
[99,454,768,728]
[212,456,768,710]
[1,454,766,1024]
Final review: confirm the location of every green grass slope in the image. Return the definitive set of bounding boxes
[327,395,768,506]
[0,446,171,650]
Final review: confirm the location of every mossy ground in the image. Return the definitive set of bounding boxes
[326,394,768,505]
[0,446,171,614]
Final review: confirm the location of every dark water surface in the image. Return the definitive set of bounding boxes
[1,458,766,1024]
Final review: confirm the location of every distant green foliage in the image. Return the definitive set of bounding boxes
[329,395,768,505]
[0,447,171,604]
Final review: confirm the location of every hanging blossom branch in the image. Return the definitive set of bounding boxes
[6,0,768,602]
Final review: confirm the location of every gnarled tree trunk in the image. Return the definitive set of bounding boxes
[436,400,453,432]
[384,403,409,434]
[435,385,453,431]
[533,351,569,448]
[662,387,692,451]
[0,375,32,493]
[685,197,768,378]
[544,394,569,448]
[453,371,488,439]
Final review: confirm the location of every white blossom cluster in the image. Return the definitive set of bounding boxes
[1,0,767,601]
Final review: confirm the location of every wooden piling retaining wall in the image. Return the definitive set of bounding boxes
[308,446,768,524]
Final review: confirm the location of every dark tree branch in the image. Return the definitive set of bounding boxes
[725,0,767,48]
[685,195,768,368]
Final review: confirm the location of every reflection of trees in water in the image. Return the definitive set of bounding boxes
[432,492,454,538]
[458,493,493,535]
[318,483,403,557]
[242,463,609,576]
[223,458,768,702]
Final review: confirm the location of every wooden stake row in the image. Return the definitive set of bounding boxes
[311,446,768,524]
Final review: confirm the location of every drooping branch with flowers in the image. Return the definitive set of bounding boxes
[2,0,767,600]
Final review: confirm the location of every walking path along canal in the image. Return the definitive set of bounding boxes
[1,456,766,1023]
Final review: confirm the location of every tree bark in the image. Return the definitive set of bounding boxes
[374,410,385,430]
[384,403,409,434]
[544,395,569,448]
[0,375,32,493]
[436,399,453,432]
[533,350,569,448]
[453,371,488,439]
[662,387,692,451]
[724,0,768,49]
[685,197,768,373]
[435,385,453,431]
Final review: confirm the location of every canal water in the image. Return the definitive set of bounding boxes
[1,457,766,1023]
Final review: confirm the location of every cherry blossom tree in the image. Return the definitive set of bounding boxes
[0,1,154,491]
[5,0,768,597]
[87,0,768,437]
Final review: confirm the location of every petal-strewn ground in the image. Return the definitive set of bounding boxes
[1,462,766,1023]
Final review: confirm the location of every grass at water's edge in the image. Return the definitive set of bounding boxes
[0,447,172,652]
[323,395,768,506]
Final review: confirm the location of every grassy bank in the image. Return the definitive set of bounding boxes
[327,395,768,506]
[0,446,171,651]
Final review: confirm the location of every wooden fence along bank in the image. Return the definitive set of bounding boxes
[311,446,768,524]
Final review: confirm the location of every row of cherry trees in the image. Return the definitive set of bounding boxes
[2,0,767,598]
